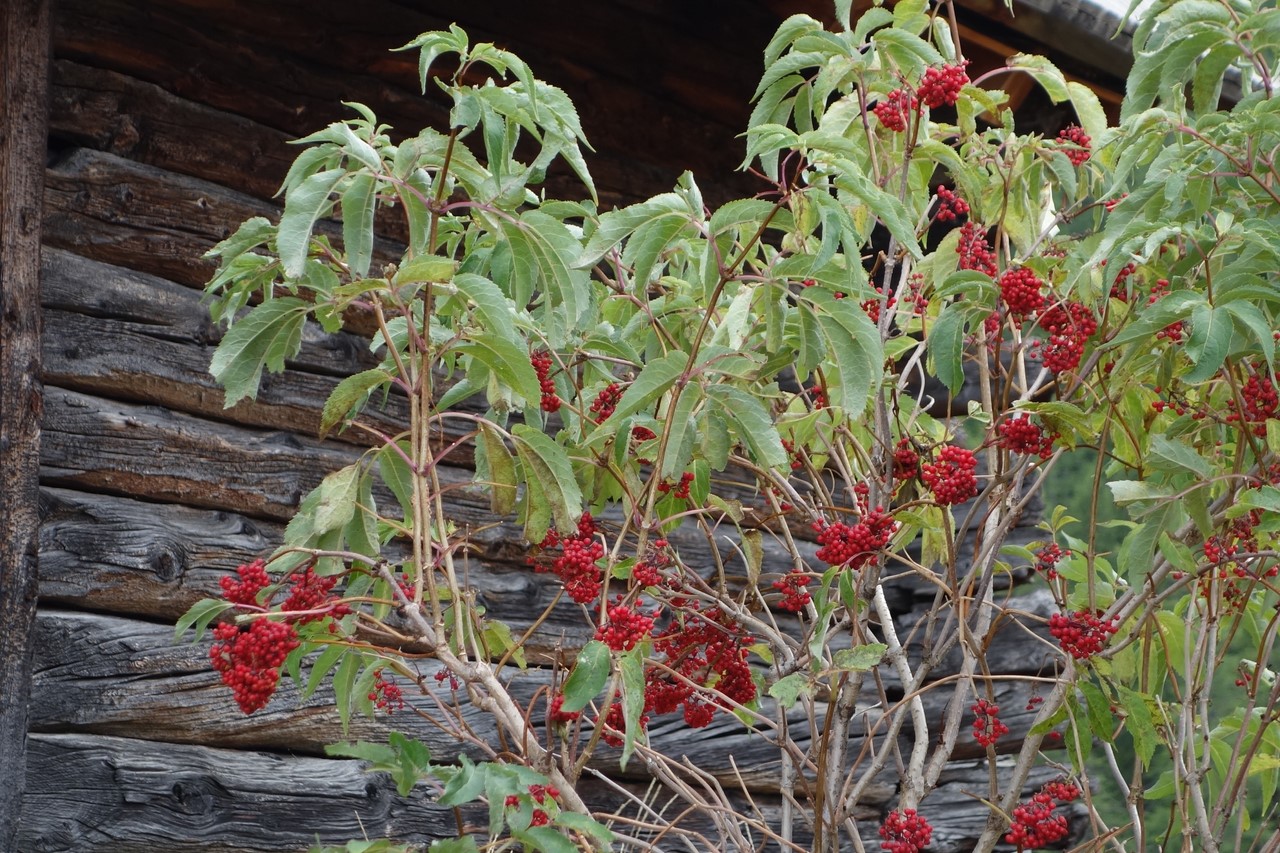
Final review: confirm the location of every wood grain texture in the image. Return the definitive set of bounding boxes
[19,732,482,852]
[28,609,1058,793]
[0,0,49,847]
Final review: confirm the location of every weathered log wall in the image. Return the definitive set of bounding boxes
[18,1,1107,849]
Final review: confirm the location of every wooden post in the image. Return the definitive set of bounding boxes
[0,0,49,848]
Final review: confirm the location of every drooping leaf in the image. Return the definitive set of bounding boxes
[341,172,377,277]
[320,368,393,438]
[560,639,610,713]
[209,297,310,406]
[511,424,583,539]
[278,169,344,277]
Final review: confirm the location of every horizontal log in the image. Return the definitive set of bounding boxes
[49,60,295,204]
[20,728,1083,853]
[41,248,407,442]
[50,0,758,208]
[19,732,480,852]
[30,608,1057,788]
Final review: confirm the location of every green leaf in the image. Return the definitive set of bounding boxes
[278,169,344,277]
[210,297,310,407]
[377,440,414,519]
[320,368,392,438]
[928,302,969,395]
[830,643,887,672]
[598,352,687,434]
[1008,53,1070,103]
[659,384,703,480]
[832,166,921,259]
[452,273,516,341]
[768,672,810,708]
[618,647,646,771]
[511,424,583,539]
[439,755,488,806]
[341,172,377,277]
[704,385,788,470]
[457,329,540,408]
[314,463,362,535]
[577,193,686,268]
[1148,434,1213,479]
[560,640,610,713]
[175,597,233,641]
[475,421,517,516]
[513,828,576,853]
[393,254,457,286]
[556,812,615,846]
[1116,685,1159,766]
[1184,302,1231,382]
[503,211,588,323]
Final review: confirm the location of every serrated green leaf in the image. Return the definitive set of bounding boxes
[704,385,788,469]
[659,384,703,480]
[928,303,968,395]
[175,598,233,641]
[210,297,310,406]
[457,329,540,408]
[561,639,610,714]
[1148,434,1213,478]
[511,424,583,539]
[320,369,392,438]
[768,672,810,708]
[341,172,376,277]
[475,421,517,516]
[598,353,687,436]
[618,647,646,771]
[830,643,887,672]
[278,169,344,277]
[393,254,457,286]
[1184,302,1231,382]
[314,464,363,535]
[556,812,615,846]
[452,272,515,341]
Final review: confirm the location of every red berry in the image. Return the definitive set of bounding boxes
[956,222,997,277]
[921,444,978,505]
[997,414,1057,459]
[771,569,812,612]
[971,698,1010,747]
[999,268,1046,318]
[934,186,970,223]
[874,88,918,132]
[590,382,624,423]
[1048,610,1117,659]
[1057,124,1091,166]
[879,808,933,853]
[919,62,969,108]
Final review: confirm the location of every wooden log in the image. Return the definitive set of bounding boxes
[50,0,758,208]
[19,732,484,852]
[0,0,50,847]
[48,60,295,204]
[30,608,1057,790]
[43,147,275,288]
[40,248,409,443]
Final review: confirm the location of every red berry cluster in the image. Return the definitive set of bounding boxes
[530,350,561,413]
[220,558,271,605]
[879,808,933,853]
[1231,370,1278,436]
[862,286,897,324]
[505,783,560,828]
[810,385,828,409]
[1036,302,1098,373]
[532,513,606,604]
[1048,610,1117,660]
[211,560,354,714]
[631,539,673,588]
[211,619,300,714]
[281,566,351,623]
[548,692,580,725]
[971,698,1010,747]
[590,382,624,423]
[771,568,812,611]
[998,268,1047,318]
[921,444,978,505]
[1057,124,1091,166]
[644,605,756,730]
[657,471,695,500]
[1004,779,1080,850]
[956,222,998,277]
[781,439,805,471]
[1034,543,1069,580]
[813,508,898,570]
[934,186,970,222]
[368,669,405,714]
[919,62,969,108]
[874,88,918,132]
[997,414,1057,459]
[594,597,657,652]
[893,438,920,481]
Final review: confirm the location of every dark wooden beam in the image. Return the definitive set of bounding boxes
[0,0,49,848]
